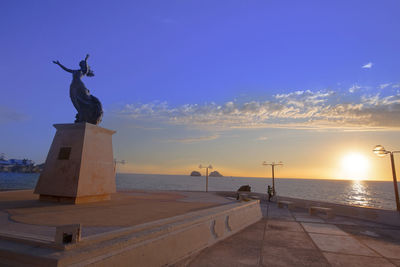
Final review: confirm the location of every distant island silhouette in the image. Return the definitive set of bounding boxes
[209,171,223,177]
[190,170,223,177]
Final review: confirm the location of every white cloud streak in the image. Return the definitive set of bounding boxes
[117,89,400,130]
[349,84,361,93]
[362,62,373,69]
[379,83,391,89]
[167,135,219,143]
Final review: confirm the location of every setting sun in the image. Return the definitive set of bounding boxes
[340,153,369,180]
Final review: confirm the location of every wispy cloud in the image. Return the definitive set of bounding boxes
[0,107,26,123]
[349,84,361,93]
[116,89,400,130]
[257,136,269,141]
[128,125,164,130]
[167,135,219,143]
[392,83,400,89]
[362,62,373,69]
[379,83,391,89]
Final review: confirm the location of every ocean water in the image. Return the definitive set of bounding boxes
[0,172,398,210]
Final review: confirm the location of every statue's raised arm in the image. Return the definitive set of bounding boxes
[53,60,74,73]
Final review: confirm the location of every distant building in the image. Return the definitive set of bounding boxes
[7,159,35,166]
[0,159,10,166]
[0,154,36,173]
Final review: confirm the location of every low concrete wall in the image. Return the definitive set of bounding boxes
[0,200,262,267]
[277,195,400,227]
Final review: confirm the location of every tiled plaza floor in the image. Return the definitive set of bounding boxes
[180,201,400,267]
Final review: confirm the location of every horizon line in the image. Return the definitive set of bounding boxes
[116,172,393,182]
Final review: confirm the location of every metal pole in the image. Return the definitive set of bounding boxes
[272,165,275,195]
[390,153,400,211]
[206,167,209,192]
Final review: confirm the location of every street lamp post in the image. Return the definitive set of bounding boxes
[373,145,400,212]
[114,159,126,173]
[199,164,213,192]
[114,159,126,165]
[262,161,283,195]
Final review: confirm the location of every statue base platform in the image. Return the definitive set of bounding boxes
[34,123,116,204]
[38,193,111,204]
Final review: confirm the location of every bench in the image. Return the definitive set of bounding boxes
[277,200,295,210]
[236,191,260,202]
[237,193,249,201]
[309,206,335,219]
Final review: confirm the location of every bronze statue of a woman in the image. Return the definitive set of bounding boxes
[53,54,103,125]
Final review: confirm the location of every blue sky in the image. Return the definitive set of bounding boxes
[1,1,400,179]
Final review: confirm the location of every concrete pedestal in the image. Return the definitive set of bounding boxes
[34,123,116,204]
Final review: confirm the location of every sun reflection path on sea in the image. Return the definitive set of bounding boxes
[347,180,371,207]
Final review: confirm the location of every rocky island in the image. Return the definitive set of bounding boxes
[209,171,223,177]
[190,171,201,176]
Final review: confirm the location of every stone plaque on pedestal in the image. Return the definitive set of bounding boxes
[34,123,116,204]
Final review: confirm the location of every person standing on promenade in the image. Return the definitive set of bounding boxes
[267,185,273,202]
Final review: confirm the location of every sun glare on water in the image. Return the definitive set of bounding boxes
[340,153,369,180]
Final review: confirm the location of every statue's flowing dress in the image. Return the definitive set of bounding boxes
[70,70,103,125]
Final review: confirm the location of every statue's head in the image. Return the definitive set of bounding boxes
[79,60,95,77]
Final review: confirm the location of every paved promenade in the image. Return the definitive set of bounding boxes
[181,201,400,267]
[0,190,231,239]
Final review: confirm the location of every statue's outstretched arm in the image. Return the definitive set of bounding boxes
[53,60,73,73]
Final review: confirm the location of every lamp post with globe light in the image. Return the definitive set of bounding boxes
[373,145,400,212]
[199,164,212,192]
